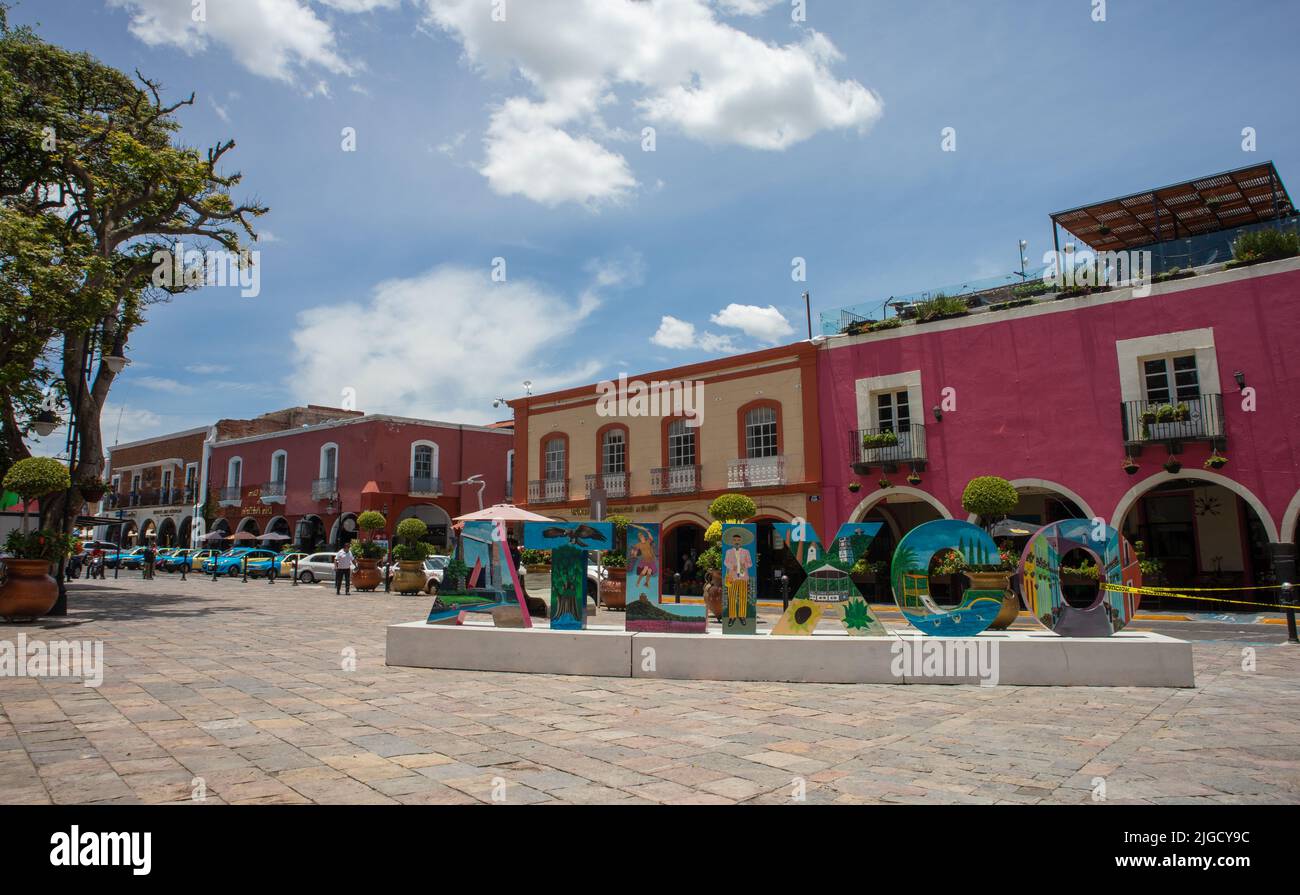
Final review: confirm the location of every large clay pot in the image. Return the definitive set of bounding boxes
[0,559,59,621]
[600,566,627,610]
[352,557,381,592]
[704,570,724,621]
[967,570,1019,630]
[391,560,426,595]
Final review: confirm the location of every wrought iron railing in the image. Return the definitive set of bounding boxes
[585,472,629,499]
[262,481,287,501]
[409,476,441,495]
[528,479,569,504]
[650,465,700,495]
[218,486,241,503]
[727,456,786,489]
[1121,394,1225,445]
[311,477,338,500]
[849,423,927,469]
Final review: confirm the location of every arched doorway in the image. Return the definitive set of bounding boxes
[965,479,1093,526]
[753,513,798,600]
[330,513,358,548]
[120,520,139,545]
[296,515,325,552]
[178,516,193,548]
[262,515,291,548]
[236,516,261,536]
[156,517,177,547]
[397,504,452,547]
[1114,472,1277,610]
[139,518,156,543]
[850,487,950,604]
[663,518,707,596]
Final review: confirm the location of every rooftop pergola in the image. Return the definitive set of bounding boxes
[1049,161,1294,254]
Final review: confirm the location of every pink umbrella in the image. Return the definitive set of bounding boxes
[453,503,556,523]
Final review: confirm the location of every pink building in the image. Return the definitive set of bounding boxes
[205,414,513,550]
[817,257,1300,598]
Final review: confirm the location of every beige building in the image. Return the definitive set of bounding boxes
[510,342,823,597]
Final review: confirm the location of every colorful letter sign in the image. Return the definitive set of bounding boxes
[771,522,886,636]
[1019,519,1141,636]
[523,522,614,631]
[890,520,1007,636]
[720,523,758,635]
[625,523,707,633]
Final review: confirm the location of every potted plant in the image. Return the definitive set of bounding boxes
[1163,457,1182,474]
[391,517,431,595]
[76,475,108,503]
[1204,451,1228,470]
[1,457,73,620]
[848,481,861,493]
[878,476,891,489]
[598,515,630,609]
[1123,457,1140,475]
[907,471,922,486]
[350,510,386,591]
[861,430,899,449]
[960,476,1021,627]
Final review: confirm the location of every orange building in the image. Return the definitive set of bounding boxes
[509,342,822,597]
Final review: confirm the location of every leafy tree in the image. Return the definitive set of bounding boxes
[0,13,267,541]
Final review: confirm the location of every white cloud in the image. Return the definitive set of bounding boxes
[185,363,231,375]
[135,376,195,395]
[715,0,784,14]
[108,0,357,83]
[318,0,400,11]
[651,316,738,354]
[289,264,611,423]
[710,303,794,343]
[420,0,882,206]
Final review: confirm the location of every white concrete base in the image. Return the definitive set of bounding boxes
[384,621,1195,687]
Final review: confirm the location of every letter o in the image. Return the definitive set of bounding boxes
[1018,519,1141,635]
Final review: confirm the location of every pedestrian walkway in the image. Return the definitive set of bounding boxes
[1,577,1297,805]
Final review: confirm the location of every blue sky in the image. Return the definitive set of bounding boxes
[14,0,1300,446]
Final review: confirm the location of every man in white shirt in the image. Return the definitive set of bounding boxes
[334,544,354,595]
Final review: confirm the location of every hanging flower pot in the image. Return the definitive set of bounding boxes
[1163,457,1182,474]
[1204,452,1228,470]
[877,477,891,489]
[848,481,861,493]
[907,473,922,486]
[1123,458,1140,475]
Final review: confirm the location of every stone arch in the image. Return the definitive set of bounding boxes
[848,486,952,523]
[1110,470,1279,542]
[963,478,1097,525]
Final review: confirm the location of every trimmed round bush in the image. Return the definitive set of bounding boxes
[356,511,386,533]
[395,517,428,543]
[961,476,1019,519]
[3,456,71,500]
[708,493,756,523]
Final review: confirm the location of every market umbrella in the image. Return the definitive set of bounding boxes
[453,503,556,523]
[988,518,1043,539]
[197,530,230,541]
[258,532,291,542]
[229,531,259,542]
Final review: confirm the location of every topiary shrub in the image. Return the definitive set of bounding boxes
[395,517,428,542]
[393,517,431,562]
[356,511,386,535]
[708,493,756,523]
[961,476,1019,523]
[3,456,71,531]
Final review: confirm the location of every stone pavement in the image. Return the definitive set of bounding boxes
[1,576,1298,805]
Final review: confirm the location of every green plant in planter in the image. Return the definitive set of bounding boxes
[601,550,628,568]
[1123,457,1140,475]
[351,539,384,560]
[697,545,721,574]
[868,317,903,332]
[519,548,549,567]
[915,293,969,322]
[393,517,431,562]
[961,476,1019,526]
[862,430,899,449]
[1163,457,1182,473]
[357,510,386,537]
[907,472,922,486]
[708,493,757,523]
[3,456,71,531]
[848,481,861,493]
[877,476,891,489]
[3,528,77,562]
[1204,452,1228,470]
[1231,228,1300,264]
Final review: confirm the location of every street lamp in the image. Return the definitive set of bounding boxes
[454,474,486,511]
[33,409,59,437]
[102,331,129,374]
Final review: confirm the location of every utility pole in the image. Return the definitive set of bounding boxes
[803,291,812,339]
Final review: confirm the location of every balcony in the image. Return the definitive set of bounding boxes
[728,455,786,489]
[1122,394,1225,450]
[650,465,701,495]
[585,472,629,499]
[850,423,928,473]
[529,479,569,504]
[218,486,241,506]
[261,481,287,504]
[311,477,338,501]
[409,476,442,496]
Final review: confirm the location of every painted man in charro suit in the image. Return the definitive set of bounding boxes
[723,531,753,626]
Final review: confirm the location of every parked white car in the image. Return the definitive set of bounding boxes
[295,552,340,584]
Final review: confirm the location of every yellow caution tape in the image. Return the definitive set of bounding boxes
[1101,583,1297,611]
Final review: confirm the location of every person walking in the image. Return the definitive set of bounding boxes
[333,544,353,595]
[142,541,156,580]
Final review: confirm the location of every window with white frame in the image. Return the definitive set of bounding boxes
[184,463,197,493]
[667,419,696,468]
[601,428,626,475]
[506,450,515,490]
[270,450,287,484]
[319,444,338,481]
[1141,352,1201,405]
[744,406,778,459]
[226,458,242,487]
[410,441,438,486]
[544,437,566,482]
